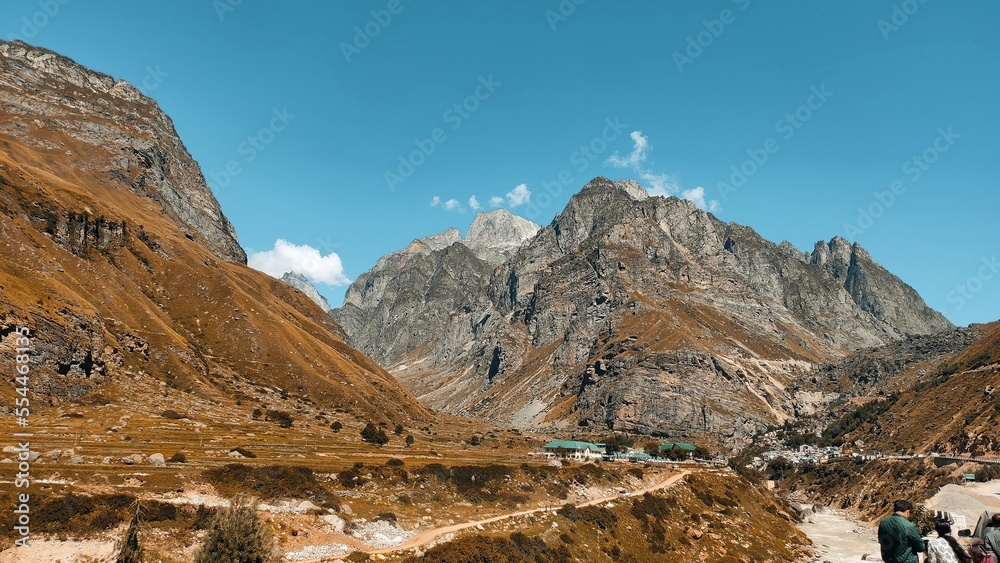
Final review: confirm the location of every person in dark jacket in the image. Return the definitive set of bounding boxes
[878,500,925,563]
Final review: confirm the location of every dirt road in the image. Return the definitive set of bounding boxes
[300,468,693,561]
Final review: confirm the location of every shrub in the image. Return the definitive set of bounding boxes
[265,410,293,428]
[394,424,404,434]
[161,410,185,420]
[386,458,405,467]
[203,464,334,508]
[230,447,257,459]
[330,421,343,432]
[404,532,570,563]
[468,435,482,446]
[405,435,414,447]
[194,495,280,563]
[252,408,263,420]
[361,422,389,446]
[168,452,187,463]
[338,469,365,489]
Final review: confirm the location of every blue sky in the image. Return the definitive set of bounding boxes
[3,0,998,326]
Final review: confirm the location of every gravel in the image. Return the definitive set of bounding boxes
[352,520,415,549]
[284,544,351,561]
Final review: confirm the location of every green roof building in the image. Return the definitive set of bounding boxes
[542,440,604,459]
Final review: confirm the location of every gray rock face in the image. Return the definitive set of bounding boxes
[0,40,245,263]
[334,177,952,445]
[464,209,539,265]
[280,272,332,312]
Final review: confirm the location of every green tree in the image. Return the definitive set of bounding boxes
[604,434,634,454]
[361,422,389,446]
[643,441,661,457]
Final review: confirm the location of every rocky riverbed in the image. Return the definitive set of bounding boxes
[799,506,881,563]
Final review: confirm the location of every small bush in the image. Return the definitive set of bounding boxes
[386,458,405,467]
[231,447,257,459]
[203,464,334,508]
[265,410,294,428]
[361,422,389,446]
[252,408,263,420]
[161,410,185,420]
[168,452,187,463]
[194,496,280,563]
[468,435,482,446]
[338,469,366,489]
[330,421,343,432]
[405,435,414,447]
[394,424,404,434]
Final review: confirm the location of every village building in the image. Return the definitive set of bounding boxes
[541,440,604,460]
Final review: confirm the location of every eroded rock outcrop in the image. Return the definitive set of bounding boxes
[335,178,952,444]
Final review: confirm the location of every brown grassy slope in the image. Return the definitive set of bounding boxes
[0,104,430,428]
[835,321,1000,457]
[396,470,812,563]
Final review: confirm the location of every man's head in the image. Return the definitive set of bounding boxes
[991,512,1000,527]
[893,500,913,515]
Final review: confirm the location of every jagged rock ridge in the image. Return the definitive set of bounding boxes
[0,40,245,263]
[0,39,430,425]
[280,272,332,312]
[333,177,951,446]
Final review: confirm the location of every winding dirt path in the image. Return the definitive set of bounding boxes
[300,469,693,561]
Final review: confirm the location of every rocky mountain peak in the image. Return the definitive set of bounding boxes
[334,176,954,443]
[410,228,462,254]
[280,272,332,312]
[464,209,540,264]
[612,178,650,200]
[0,39,246,263]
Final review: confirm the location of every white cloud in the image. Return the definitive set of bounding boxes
[607,130,718,211]
[506,183,530,207]
[607,130,650,168]
[489,196,505,207]
[430,196,464,212]
[248,239,350,286]
[640,171,679,198]
[469,195,481,211]
[682,186,716,211]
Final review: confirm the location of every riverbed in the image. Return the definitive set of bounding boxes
[799,478,1000,562]
[798,507,880,563]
